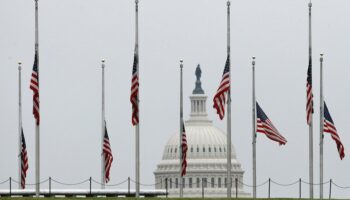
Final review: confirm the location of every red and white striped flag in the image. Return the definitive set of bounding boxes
[20,128,28,189]
[213,55,230,120]
[181,123,188,177]
[323,102,345,160]
[130,50,139,126]
[306,59,313,125]
[103,121,113,183]
[256,102,287,145]
[30,53,40,125]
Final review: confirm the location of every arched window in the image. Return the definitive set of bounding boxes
[191,147,193,152]
[218,177,221,188]
[211,177,215,188]
[209,147,211,152]
[203,147,205,152]
[197,147,199,152]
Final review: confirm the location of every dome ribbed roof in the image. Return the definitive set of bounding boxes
[162,124,237,160]
[160,64,237,162]
[154,65,247,198]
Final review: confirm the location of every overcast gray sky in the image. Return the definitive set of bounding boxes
[1,0,350,198]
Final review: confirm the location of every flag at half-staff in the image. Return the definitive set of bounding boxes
[131,0,140,197]
[30,53,40,125]
[256,102,287,145]
[31,0,40,197]
[181,123,188,177]
[130,50,139,126]
[323,102,345,159]
[103,121,113,183]
[306,60,313,125]
[213,55,230,120]
[20,128,29,189]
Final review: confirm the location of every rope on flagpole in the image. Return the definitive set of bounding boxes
[301,179,330,186]
[91,178,129,187]
[129,178,162,187]
[271,179,300,187]
[0,178,9,185]
[11,178,49,185]
[51,178,89,186]
[331,181,350,189]
[238,179,269,188]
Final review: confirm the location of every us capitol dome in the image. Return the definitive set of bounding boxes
[154,65,248,197]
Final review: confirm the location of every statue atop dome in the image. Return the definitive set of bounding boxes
[188,64,211,124]
[195,64,202,80]
[193,64,205,94]
[154,63,248,198]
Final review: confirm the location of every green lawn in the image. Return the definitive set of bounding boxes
[0,198,343,200]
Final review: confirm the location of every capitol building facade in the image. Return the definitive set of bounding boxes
[154,65,248,197]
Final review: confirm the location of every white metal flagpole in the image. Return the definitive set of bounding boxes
[226,0,232,198]
[135,0,140,197]
[34,0,40,197]
[179,60,184,198]
[101,59,106,189]
[308,1,314,198]
[18,61,22,189]
[319,54,324,199]
[252,57,257,199]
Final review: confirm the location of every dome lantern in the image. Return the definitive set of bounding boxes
[188,64,212,124]
[154,64,248,197]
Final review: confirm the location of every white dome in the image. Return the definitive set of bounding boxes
[162,122,237,160]
[154,65,248,197]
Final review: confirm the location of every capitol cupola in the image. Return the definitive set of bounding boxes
[153,64,248,197]
[188,65,212,124]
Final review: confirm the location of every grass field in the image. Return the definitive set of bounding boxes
[0,198,342,200]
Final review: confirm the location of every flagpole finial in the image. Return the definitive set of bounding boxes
[320,54,324,62]
[135,0,139,4]
[18,61,22,71]
[101,59,105,68]
[252,56,256,65]
[309,0,312,7]
[227,0,230,7]
[180,59,183,69]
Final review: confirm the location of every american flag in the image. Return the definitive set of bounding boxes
[30,53,40,125]
[20,128,28,189]
[130,51,139,126]
[256,102,287,145]
[103,121,113,183]
[323,102,345,160]
[181,123,188,177]
[306,59,313,125]
[213,55,230,120]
